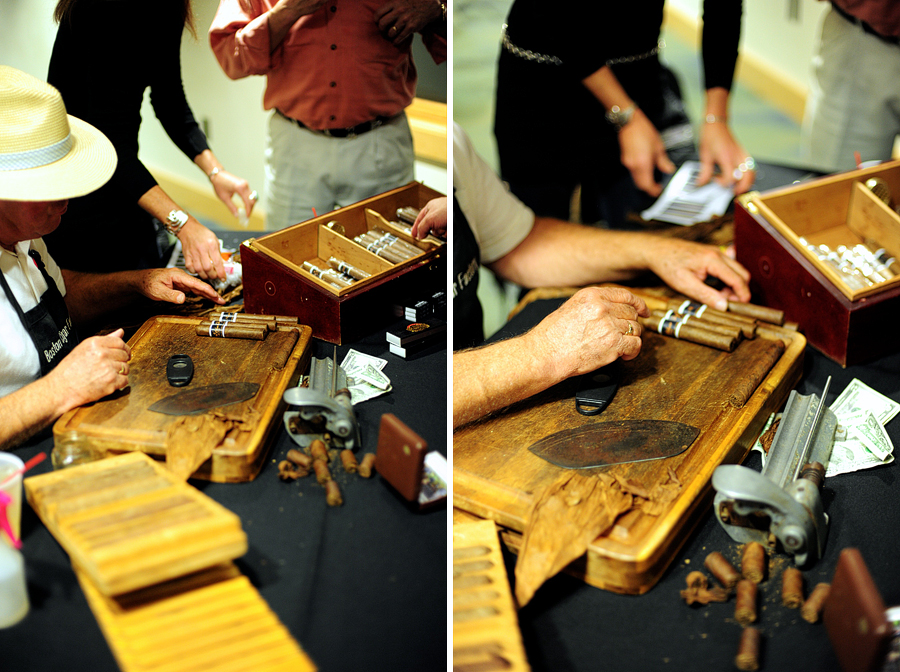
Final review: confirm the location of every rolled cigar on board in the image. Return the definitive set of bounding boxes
[727,301,785,326]
[735,627,761,672]
[728,339,786,409]
[704,551,741,589]
[781,567,804,609]
[801,583,830,623]
[735,579,758,625]
[651,309,743,341]
[213,312,277,330]
[197,321,267,340]
[741,542,766,583]
[640,314,737,352]
[669,299,757,339]
[213,309,299,325]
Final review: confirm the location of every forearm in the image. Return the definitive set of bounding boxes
[491,218,655,289]
[0,377,67,450]
[704,87,730,121]
[61,269,143,325]
[453,336,557,428]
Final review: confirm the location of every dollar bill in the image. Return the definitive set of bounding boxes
[348,381,391,404]
[356,364,391,391]
[849,411,894,461]
[341,348,387,374]
[831,378,900,426]
[826,431,894,477]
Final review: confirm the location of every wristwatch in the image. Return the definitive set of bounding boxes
[165,209,189,236]
[606,103,636,130]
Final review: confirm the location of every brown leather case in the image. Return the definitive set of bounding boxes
[375,413,428,503]
[823,547,892,672]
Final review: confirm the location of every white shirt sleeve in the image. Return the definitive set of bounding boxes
[452,123,535,265]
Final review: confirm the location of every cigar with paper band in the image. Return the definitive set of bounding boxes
[669,300,757,339]
[650,309,743,342]
[640,313,738,352]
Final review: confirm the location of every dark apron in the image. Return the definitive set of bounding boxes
[452,194,485,351]
[0,249,78,376]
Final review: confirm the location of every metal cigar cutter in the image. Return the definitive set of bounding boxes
[712,377,837,566]
[283,347,360,451]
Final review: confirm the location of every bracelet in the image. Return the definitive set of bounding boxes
[705,114,727,124]
[207,167,221,180]
[165,209,189,236]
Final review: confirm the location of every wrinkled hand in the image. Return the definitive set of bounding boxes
[646,237,751,310]
[210,170,256,220]
[524,286,649,382]
[178,219,226,280]
[619,109,676,197]
[46,328,132,411]
[375,0,442,45]
[135,268,226,305]
[411,196,447,239]
[698,122,755,194]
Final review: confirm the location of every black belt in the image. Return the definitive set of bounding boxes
[832,2,900,46]
[277,110,392,138]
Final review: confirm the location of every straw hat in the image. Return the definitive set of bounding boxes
[0,65,116,201]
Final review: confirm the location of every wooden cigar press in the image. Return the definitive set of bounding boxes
[712,377,837,566]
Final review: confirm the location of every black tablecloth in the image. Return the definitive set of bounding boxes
[0,231,448,671]
[487,295,900,672]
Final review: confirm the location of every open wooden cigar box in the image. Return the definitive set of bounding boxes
[734,159,900,365]
[240,182,446,344]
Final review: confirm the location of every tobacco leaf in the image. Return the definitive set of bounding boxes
[514,471,632,607]
[165,414,229,480]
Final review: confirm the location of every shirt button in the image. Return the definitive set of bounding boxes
[331,44,337,50]
[330,81,336,88]
[330,5,336,11]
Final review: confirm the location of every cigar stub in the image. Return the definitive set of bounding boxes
[286,449,312,469]
[325,480,343,507]
[641,314,737,352]
[704,551,741,589]
[197,320,267,340]
[340,449,359,473]
[781,567,804,609]
[800,582,830,623]
[358,452,376,478]
[727,300,785,326]
[741,542,767,584]
[735,627,761,672]
[310,440,329,463]
[312,459,332,485]
[735,579,758,626]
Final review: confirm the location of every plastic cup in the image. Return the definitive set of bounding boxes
[0,542,28,628]
[0,453,24,547]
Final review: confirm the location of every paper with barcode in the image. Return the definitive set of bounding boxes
[640,160,735,226]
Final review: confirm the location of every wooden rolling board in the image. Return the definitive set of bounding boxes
[76,563,316,672]
[53,316,312,482]
[453,293,805,595]
[25,452,247,596]
[453,520,530,672]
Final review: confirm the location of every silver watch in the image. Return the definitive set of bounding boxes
[606,104,636,130]
[165,209,189,236]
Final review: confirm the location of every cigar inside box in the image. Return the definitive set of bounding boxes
[241,182,445,344]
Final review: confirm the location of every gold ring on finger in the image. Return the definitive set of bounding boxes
[626,322,634,336]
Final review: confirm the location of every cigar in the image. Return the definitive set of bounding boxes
[312,459,332,485]
[358,453,377,478]
[396,206,420,224]
[356,236,406,264]
[277,460,308,481]
[741,542,766,583]
[781,567,804,609]
[735,627,761,672]
[371,227,422,256]
[651,309,743,341]
[670,299,757,339]
[325,479,343,506]
[727,301,785,326]
[214,310,299,325]
[197,321,267,340]
[640,314,738,352]
[310,439,329,463]
[735,579,758,626]
[800,582,830,623]
[213,312,277,331]
[340,449,359,473]
[286,449,312,469]
[302,261,353,288]
[328,256,370,280]
[728,339,786,409]
[704,551,741,589]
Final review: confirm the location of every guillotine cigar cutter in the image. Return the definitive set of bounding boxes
[712,377,837,566]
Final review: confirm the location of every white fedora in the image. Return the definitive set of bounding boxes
[0,65,116,201]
